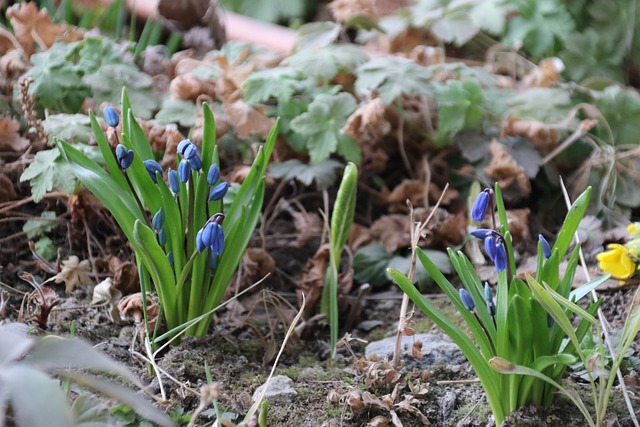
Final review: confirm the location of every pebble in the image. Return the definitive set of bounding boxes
[364,333,465,366]
[252,375,297,404]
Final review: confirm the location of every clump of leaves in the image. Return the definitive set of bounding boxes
[0,322,173,427]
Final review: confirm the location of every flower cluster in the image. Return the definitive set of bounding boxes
[596,222,640,281]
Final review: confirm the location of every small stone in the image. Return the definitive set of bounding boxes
[364,333,465,366]
[252,375,297,404]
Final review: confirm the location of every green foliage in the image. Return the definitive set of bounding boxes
[154,99,199,128]
[42,114,93,145]
[433,80,484,147]
[23,211,57,239]
[19,149,76,202]
[269,159,343,190]
[322,163,358,356]
[23,38,159,117]
[57,93,277,338]
[289,92,360,164]
[0,323,172,427]
[294,22,342,50]
[390,185,601,425]
[355,57,432,104]
[282,45,369,84]
[243,67,304,104]
[219,0,309,24]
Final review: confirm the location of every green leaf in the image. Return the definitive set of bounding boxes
[77,37,129,74]
[386,250,451,291]
[594,85,640,146]
[269,159,343,190]
[42,114,93,145]
[72,395,109,427]
[34,237,57,261]
[19,149,76,202]
[433,80,484,146]
[154,98,198,127]
[243,67,304,104]
[290,92,359,164]
[501,0,574,57]
[356,57,433,104]
[23,211,57,239]
[294,22,341,51]
[353,244,391,288]
[560,28,625,83]
[283,45,369,83]
[84,64,160,119]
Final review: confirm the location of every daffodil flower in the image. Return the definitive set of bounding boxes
[596,243,636,279]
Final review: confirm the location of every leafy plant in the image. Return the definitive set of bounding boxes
[389,184,606,425]
[57,90,277,338]
[0,322,172,427]
[321,162,358,356]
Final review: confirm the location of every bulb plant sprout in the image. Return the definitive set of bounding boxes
[57,90,277,339]
[389,183,612,426]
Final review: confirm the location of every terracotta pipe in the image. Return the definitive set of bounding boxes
[124,0,296,55]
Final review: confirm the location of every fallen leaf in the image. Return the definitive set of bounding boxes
[7,2,81,55]
[117,292,160,330]
[297,244,330,318]
[523,57,564,88]
[223,100,275,139]
[54,255,93,294]
[343,98,392,144]
[484,139,531,197]
[0,117,29,152]
[501,117,560,153]
[289,210,323,248]
[109,256,139,295]
[169,74,217,101]
[0,50,30,92]
[0,173,17,202]
[91,277,123,323]
[329,0,411,22]
[370,215,410,253]
[386,180,428,212]
[242,248,276,280]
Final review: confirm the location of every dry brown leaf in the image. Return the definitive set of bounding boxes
[411,340,423,360]
[297,244,330,318]
[117,292,160,330]
[290,210,323,248]
[410,45,445,66]
[54,255,93,294]
[386,179,428,211]
[0,50,30,92]
[242,248,276,280]
[169,74,217,101]
[91,277,123,323]
[0,173,17,203]
[329,0,411,22]
[523,57,564,88]
[348,223,372,252]
[223,100,275,139]
[7,2,82,55]
[484,140,531,197]
[343,98,392,143]
[367,416,391,427]
[370,215,410,253]
[107,256,139,295]
[501,117,560,153]
[0,117,29,152]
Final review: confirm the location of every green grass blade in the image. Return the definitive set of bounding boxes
[552,187,591,260]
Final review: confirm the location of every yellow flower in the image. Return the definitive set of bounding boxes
[596,244,636,279]
[628,223,640,239]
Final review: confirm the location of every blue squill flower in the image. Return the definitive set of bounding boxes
[189,154,202,171]
[484,234,497,262]
[177,139,192,155]
[183,143,198,160]
[144,160,163,183]
[115,144,134,170]
[152,208,164,231]
[178,159,191,183]
[470,228,494,239]
[207,164,220,186]
[157,228,167,245]
[168,168,180,194]
[209,182,229,201]
[459,289,475,311]
[167,251,174,268]
[471,189,492,222]
[197,214,225,255]
[539,234,552,259]
[494,242,507,272]
[103,105,119,128]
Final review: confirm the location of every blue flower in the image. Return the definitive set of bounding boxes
[189,154,202,171]
[152,208,164,231]
[539,234,552,259]
[209,182,229,201]
[103,105,119,128]
[167,251,174,268]
[197,214,225,255]
[177,139,192,155]
[144,160,163,183]
[183,143,198,160]
[459,289,475,311]
[157,228,167,245]
[494,242,507,272]
[178,159,191,183]
[471,189,491,222]
[115,144,134,170]
[470,228,494,239]
[168,168,180,194]
[484,234,497,262]
[207,164,220,186]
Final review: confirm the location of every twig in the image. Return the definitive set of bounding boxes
[559,178,639,427]
[392,182,449,369]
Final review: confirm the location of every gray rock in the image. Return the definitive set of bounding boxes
[252,375,297,404]
[364,333,465,365]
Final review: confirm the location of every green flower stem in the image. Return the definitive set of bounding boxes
[123,170,151,227]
